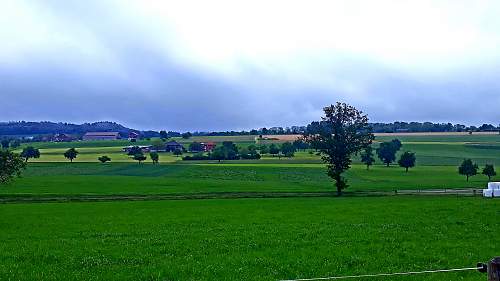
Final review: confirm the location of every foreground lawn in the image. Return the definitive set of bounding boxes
[0,163,492,196]
[0,197,498,280]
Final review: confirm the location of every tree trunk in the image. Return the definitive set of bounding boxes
[466,175,469,182]
[366,165,369,170]
[405,167,408,172]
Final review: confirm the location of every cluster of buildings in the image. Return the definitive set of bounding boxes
[121,141,217,154]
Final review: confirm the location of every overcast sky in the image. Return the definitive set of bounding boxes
[1,0,499,131]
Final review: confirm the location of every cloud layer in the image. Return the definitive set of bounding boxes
[1,0,499,130]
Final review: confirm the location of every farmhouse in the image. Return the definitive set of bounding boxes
[190,142,217,152]
[202,142,216,151]
[83,132,121,141]
[128,132,139,141]
[53,133,74,142]
[165,141,184,152]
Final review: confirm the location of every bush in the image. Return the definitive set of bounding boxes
[182,153,210,161]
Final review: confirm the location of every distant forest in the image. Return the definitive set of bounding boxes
[0,120,498,139]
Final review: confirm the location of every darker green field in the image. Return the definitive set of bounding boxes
[0,162,492,197]
[0,197,498,281]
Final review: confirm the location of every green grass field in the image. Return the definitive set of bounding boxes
[15,134,500,166]
[0,197,498,280]
[0,163,492,197]
[2,134,499,280]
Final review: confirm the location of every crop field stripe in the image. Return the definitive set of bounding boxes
[280,266,481,280]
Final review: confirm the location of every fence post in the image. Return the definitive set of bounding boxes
[488,257,500,281]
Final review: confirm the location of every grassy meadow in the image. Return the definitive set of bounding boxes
[0,197,498,281]
[2,133,499,280]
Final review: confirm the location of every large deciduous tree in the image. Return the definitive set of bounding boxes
[304,102,374,195]
[0,150,26,184]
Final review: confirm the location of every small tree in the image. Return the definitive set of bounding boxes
[377,142,397,167]
[391,139,402,151]
[20,146,40,162]
[127,146,142,155]
[211,146,226,163]
[64,148,79,163]
[269,144,280,157]
[151,139,165,151]
[182,132,192,139]
[360,146,375,170]
[1,139,10,149]
[133,153,147,164]
[458,159,478,182]
[150,152,159,164]
[0,150,26,184]
[280,142,296,158]
[173,148,183,157]
[398,151,416,172]
[98,155,111,163]
[189,142,204,152]
[10,139,21,148]
[159,130,169,139]
[258,144,269,154]
[482,164,496,181]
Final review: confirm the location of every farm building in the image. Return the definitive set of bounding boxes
[202,142,216,151]
[128,132,139,141]
[83,132,121,141]
[165,141,184,152]
[190,142,216,152]
[53,133,74,142]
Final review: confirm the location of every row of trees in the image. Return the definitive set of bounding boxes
[458,159,496,181]
[183,141,262,161]
[359,139,416,172]
[183,141,301,162]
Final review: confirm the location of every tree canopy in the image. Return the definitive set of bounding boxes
[398,151,416,172]
[376,140,401,167]
[0,150,26,184]
[20,146,40,162]
[360,146,375,170]
[150,152,159,164]
[98,155,111,163]
[63,148,78,162]
[133,153,147,163]
[458,159,478,182]
[482,164,496,181]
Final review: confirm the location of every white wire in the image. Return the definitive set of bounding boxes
[280,266,480,281]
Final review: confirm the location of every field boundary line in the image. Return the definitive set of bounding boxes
[0,188,486,204]
[280,266,480,280]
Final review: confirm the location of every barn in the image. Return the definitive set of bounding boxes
[83,132,121,141]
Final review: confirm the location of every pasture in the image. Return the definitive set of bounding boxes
[2,133,499,280]
[0,197,498,280]
[14,133,500,166]
[0,163,492,197]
